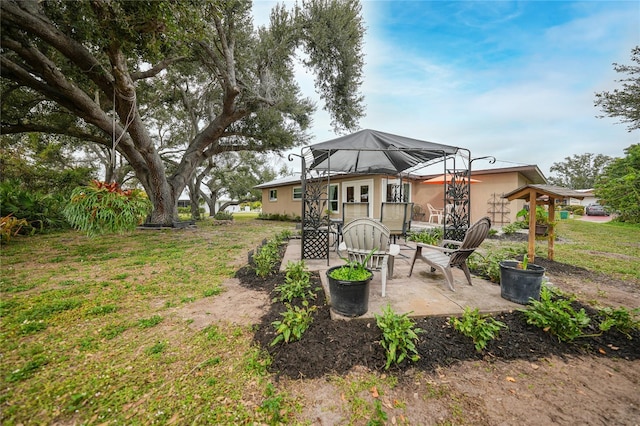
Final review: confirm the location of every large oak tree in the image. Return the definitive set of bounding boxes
[0,0,365,225]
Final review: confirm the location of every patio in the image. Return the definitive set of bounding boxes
[280,233,521,320]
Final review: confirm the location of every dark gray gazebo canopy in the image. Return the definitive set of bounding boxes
[306,129,460,174]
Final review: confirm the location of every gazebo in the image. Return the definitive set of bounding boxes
[503,184,586,262]
[294,129,477,263]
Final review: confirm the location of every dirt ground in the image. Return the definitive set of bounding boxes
[178,242,640,425]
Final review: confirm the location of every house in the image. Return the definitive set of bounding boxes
[255,165,547,226]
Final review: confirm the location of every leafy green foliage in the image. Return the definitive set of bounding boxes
[450,307,507,352]
[598,306,640,338]
[595,144,640,223]
[137,315,164,329]
[408,227,443,245]
[375,304,423,370]
[254,240,280,278]
[521,287,591,342]
[594,46,640,132]
[258,383,288,424]
[467,246,528,283]
[275,261,315,302]
[330,249,376,281]
[270,301,317,346]
[548,153,613,189]
[63,181,152,237]
[213,211,234,221]
[0,180,68,232]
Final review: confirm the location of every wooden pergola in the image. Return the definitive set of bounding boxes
[503,184,586,263]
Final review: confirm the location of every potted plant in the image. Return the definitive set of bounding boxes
[326,250,375,317]
[499,255,546,304]
[516,205,552,236]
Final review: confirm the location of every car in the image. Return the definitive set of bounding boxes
[585,203,609,216]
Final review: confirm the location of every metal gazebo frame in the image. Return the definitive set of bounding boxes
[292,129,480,263]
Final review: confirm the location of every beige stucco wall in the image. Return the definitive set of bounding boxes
[261,171,535,226]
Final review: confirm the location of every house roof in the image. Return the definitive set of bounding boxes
[503,184,587,201]
[415,165,547,184]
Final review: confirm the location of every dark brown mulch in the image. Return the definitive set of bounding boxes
[236,243,640,380]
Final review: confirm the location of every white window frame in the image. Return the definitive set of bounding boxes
[292,186,302,200]
[269,189,278,201]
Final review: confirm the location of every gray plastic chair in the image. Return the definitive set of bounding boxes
[408,217,491,291]
[338,218,400,297]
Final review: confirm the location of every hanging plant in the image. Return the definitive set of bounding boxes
[63,180,152,237]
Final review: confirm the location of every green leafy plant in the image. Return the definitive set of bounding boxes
[329,249,375,281]
[254,239,280,277]
[274,261,316,302]
[270,301,317,346]
[213,211,233,220]
[449,307,507,352]
[521,286,591,342]
[63,180,152,237]
[598,306,640,338]
[408,227,443,245]
[375,304,423,369]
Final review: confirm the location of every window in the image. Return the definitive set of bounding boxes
[292,187,302,200]
[269,189,277,201]
[328,184,338,212]
[385,183,410,202]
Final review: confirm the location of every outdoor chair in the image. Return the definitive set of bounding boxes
[342,202,369,226]
[427,203,444,224]
[338,218,400,297]
[408,216,491,291]
[412,204,426,221]
[380,202,413,242]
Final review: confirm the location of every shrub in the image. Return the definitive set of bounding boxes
[274,261,315,302]
[1,215,30,244]
[450,307,507,352]
[598,306,640,338]
[375,304,423,370]
[521,286,591,342]
[270,301,317,345]
[407,227,443,245]
[254,240,280,277]
[213,211,234,221]
[0,180,68,232]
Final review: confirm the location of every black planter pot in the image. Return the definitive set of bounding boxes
[499,260,546,305]
[326,266,372,317]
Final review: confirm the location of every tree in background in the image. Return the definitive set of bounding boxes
[1,0,365,225]
[595,144,640,223]
[548,153,613,189]
[594,46,640,131]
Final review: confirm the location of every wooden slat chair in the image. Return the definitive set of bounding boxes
[338,218,400,297]
[408,216,491,291]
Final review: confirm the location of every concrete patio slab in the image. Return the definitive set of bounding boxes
[281,239,522,320]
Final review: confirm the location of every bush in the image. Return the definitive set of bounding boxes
[375,304,423,370]
[450,307,507,352]
[0,180,68,232]
[213,211,234,221]
[521,286,591,342]
[407,227,443,245]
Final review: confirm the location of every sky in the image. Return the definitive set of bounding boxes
[251,0,639,178]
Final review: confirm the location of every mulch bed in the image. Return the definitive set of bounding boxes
[236,242,640,380]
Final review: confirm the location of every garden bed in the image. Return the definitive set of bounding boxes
[236,242,640,380]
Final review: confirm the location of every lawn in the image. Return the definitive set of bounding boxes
[1,217,638,424]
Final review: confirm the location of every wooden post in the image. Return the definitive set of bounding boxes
[548,199,555,260]
[528,189,537,263]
